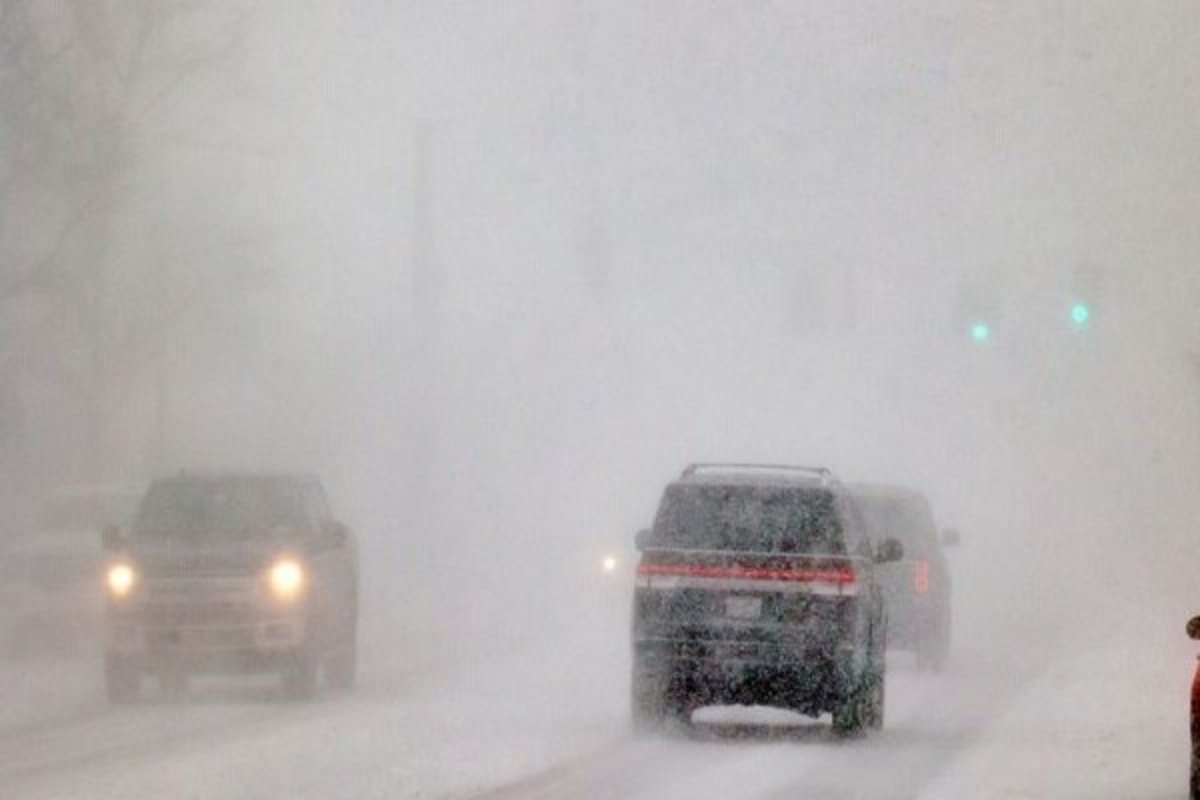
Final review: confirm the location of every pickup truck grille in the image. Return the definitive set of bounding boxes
[141,600,259,627]
[134,577,265,627]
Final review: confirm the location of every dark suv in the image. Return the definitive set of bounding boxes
[630,464,902,734]
[849,484,957,670]
[101,473,358,702]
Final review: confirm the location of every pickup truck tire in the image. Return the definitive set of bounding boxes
[916,608,951,672]
[282,649,319,701]
[866,669,886,730]
[105,655,140,704]
[325,641,357,690]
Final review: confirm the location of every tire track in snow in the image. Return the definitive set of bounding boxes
[467,652,1049,800]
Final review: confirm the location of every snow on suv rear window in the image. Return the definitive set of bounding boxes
[651,483,845,554]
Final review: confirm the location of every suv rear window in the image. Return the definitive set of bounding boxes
[133,478,315,541]
[651,483,845,554]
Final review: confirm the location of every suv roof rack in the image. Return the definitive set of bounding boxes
[680,463,836,485]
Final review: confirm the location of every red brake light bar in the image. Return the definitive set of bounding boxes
[636,563,856,585]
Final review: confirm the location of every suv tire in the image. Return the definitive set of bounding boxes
[832,691,866,736]
[916,643,948,672]
[631,668,669,733]
[916,609,951,672]
[833,667,883,737]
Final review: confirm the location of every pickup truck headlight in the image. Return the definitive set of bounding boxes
[268,558,305,600]
[106,562,136,597]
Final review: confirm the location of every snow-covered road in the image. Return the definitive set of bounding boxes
[0,612,1189,799]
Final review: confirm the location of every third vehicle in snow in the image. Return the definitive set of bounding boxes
[849,484,959,670]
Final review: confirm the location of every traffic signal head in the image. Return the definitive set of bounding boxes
[970,321,991,343]
[1070,302,1091,328]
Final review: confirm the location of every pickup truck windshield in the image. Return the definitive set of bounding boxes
[133,478,313,541]
[652,484,844,554]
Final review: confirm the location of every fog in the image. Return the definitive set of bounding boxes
[2,3,1199,798]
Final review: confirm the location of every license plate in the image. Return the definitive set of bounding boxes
[725,595,762,620]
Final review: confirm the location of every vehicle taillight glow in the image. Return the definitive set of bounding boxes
[913,559,931,595]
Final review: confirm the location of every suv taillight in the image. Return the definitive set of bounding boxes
[636,562,857,585]
[913,559,930,595]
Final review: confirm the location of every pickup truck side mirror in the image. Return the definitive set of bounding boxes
[101,525,124,552]
[634,528,652,551]
[874,537,904,564]
[1187,616,1200,640]
[941,528,961,547]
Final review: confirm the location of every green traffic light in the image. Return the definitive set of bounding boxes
[970,322,991,343]
[1070,303,1091,327]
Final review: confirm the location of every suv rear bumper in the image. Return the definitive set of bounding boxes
[633,636,858,713]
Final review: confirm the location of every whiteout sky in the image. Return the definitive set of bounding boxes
[175,3,1200,640]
